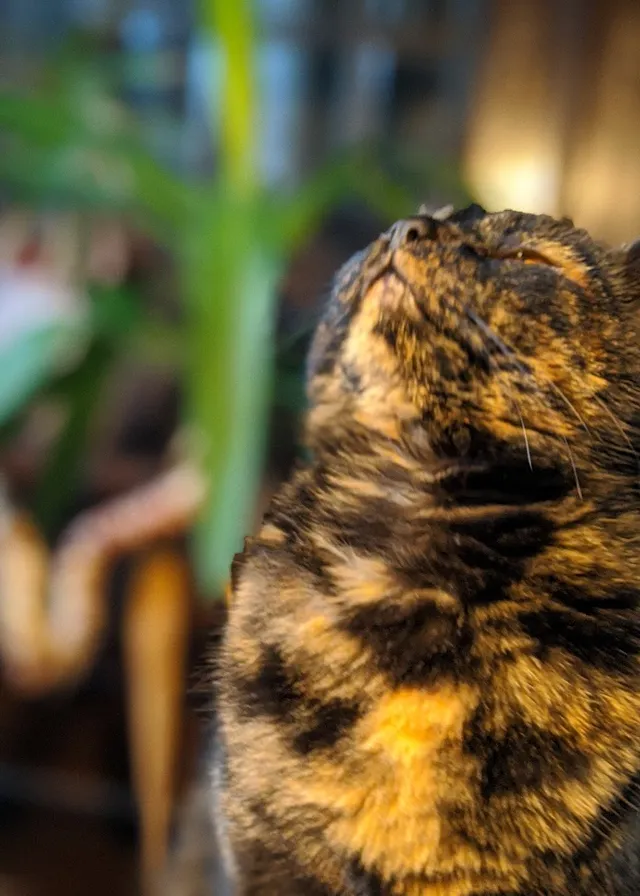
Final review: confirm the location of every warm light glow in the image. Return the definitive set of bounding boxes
[462,0,562,216]
[467,150,561,215]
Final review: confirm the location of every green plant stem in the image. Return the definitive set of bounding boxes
[183,0,263,597]
[200,0,257,195]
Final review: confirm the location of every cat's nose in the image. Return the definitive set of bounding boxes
[388,216,438,250]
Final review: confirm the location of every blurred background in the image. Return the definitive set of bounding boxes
[0,0,638,893]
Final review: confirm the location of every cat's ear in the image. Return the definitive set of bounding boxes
[622,239,640,301]
[418,202,454,221]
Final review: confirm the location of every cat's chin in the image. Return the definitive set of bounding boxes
[365,270,421,318]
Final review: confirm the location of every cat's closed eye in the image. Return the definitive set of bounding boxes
[493,244,589,288]
[498,247,558,267]
[460,244,558,271]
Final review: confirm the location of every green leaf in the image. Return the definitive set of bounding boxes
[34,337,114,537]
[181,193,283,598]
[89,283,142,340]
[194,258,281,594]
[0,93,79,147]
[0,321,88,426]
[0,139,133,210]
[0,79,195,225]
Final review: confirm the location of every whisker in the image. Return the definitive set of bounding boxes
[591,394,639,465]
[463,304,639,499]
[545,380,592,438]
[562,433,583,499]
[517,402,533,471]
[465,307,595,442]
[465,313,534,470]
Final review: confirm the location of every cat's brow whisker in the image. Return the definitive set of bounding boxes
[465,308,530,377]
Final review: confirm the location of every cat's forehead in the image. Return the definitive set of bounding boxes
[439,204,586,247]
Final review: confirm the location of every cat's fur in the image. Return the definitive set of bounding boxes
[213,206,640,894]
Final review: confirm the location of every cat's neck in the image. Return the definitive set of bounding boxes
[311,421,576,513]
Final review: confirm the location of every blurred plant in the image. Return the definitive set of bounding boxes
[0,0,470,599]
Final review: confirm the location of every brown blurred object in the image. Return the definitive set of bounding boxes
[465,0,640,244]
[0,463,206,891]
[0,463,206,695]
[124,549,191,895]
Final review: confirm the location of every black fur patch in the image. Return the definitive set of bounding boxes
[292,698,361,755]
[464,716,589,799]
[341,596,471,686]
[347,859,386,895]
[234,646,360,754]
[518,605,640,673]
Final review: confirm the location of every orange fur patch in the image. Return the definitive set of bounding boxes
[301,686,477,880]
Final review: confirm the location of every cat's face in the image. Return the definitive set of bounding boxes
[307,205,640,486]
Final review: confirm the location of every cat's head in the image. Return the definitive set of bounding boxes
[306,204,640,496]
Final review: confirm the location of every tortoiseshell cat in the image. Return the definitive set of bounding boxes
[213,206,640,895]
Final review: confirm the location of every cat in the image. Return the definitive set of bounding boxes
[211,205,640,895]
